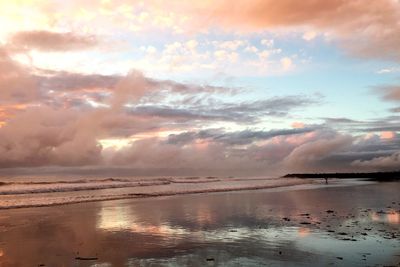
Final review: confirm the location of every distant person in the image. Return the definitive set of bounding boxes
[324,177,328,184]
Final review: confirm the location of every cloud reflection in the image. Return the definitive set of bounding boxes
[370,210,400,225]
[386,211,400,224]
[297,227,310,238]
[97,204,187,237]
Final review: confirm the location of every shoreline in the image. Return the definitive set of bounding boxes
[284,171,400,181]
[0,181,398,266]
[0,178,373,210]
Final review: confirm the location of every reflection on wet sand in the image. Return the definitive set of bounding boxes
[96,202,302,243]
[195,204,215,226]
[297,227,310,237]
[371,210,400,225]
[387,211,400,224]
[370,210,400,224]
[98,205,187,237]
[0,181,399,266]
[97,206,133,230]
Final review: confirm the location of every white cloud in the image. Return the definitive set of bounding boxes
[302,31,317,41]
[214,50,238,62]
[280,57,293,71]
[258,50,270,59]
[185,40,198,51]
[244,45,258,53]
[377,67,400,74]
[140,46,157,55]
[261,39,274,47]
[213,40,247,50]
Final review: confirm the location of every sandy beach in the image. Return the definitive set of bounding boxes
[1,0,400,266]
[0,180,398,266]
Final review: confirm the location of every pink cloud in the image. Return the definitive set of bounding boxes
[10,30,98,52]
[352,152,400,171]
[376,85,400,102]
[5,1,400,62]
[0,43,398,174]
[380,131,396,140]
[204,0,400,61]
[0,48,39,104]
[283,133,354,172]
[291,121,305,129]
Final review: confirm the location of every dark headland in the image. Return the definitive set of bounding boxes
[283,171,400,181]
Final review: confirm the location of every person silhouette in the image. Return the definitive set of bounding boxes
[324,177,328,184]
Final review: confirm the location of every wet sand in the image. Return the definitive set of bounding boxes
[0,181,399,266]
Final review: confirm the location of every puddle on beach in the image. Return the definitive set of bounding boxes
[0,181,399,266]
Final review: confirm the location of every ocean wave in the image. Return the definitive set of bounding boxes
[0,177,227,195]
[0,180,171,195]
[0,177,313,210]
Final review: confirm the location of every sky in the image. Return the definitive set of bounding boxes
[0,0,399,177]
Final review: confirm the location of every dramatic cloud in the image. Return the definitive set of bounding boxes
[129,96,318,124]
[0,1,399,175]
[105,127,400,175]
[0,70,154,167]
[0,106,100,167]
[0,58,397,174]
[0,63,316,171]
[167,128,317,146]
[10,31,98,52]
[200,0,400,61]
[4,1,399,61]
[352,152,400,171]
[37,71,119,92]
[283,131,354,172]
[323,116,400,133]
[0,48,39,104]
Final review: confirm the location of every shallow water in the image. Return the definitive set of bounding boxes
[0,181,399,266]
[0,175,374,209]
[0,176,316,209]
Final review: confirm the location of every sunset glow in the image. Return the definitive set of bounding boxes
[0,0,399,176]
[1,3,399,267]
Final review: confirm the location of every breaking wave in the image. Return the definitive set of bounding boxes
[0,176,314,209]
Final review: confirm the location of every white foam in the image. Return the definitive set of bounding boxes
[0,177,313,209]
[0,180,170,195]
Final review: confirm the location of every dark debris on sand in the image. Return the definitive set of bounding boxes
[279,201,400,245]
